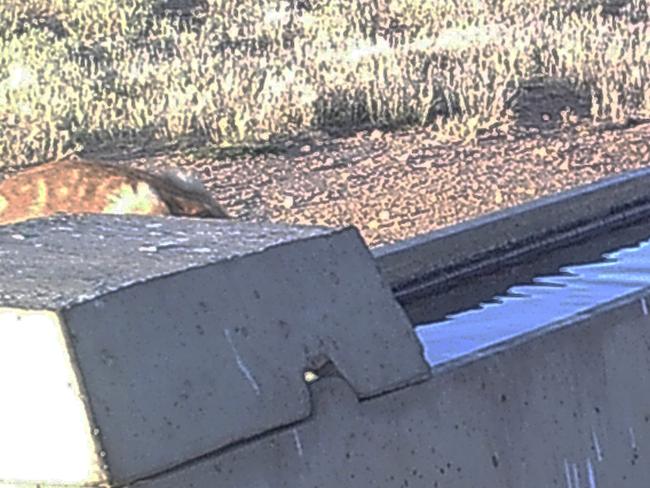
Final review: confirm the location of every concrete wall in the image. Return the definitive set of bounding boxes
[132,288,650,488]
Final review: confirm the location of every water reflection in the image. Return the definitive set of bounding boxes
[415,239,650,367]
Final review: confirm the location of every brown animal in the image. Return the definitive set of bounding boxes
[0,159,230,225]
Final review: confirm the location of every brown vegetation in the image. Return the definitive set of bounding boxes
[1,0,648,168]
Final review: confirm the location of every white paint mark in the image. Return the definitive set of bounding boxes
[591,430,603,461]
[642,298,648,316]
[292,428,304,457]
[629,427,637,450]
[224,328,261,395]
[191,247,213,254]
[586,457,597,488]
[564,459,573,488]
[572,462,580,488]
[138,245,158,253]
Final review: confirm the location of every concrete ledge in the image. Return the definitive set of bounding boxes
[373,167,650,299]
[0,215,428,487]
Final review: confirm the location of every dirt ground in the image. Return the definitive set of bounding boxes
[5,119,647,250]
[87,118,648,250]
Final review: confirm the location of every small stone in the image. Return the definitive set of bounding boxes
[282,196,294,209]
[304,371,318,383]
[533,147,548,158]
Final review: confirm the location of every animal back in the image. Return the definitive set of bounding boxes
[0,159,229,225]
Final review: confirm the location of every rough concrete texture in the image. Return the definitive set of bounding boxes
[0,214,333,310]
[0,215,428,486]
[373,165,650,295]
[134,289,650,488]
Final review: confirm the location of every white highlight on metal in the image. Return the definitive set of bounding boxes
[641,298,648,316]
[224,328,261,395]
[591,429,603,461]
[564,459,573,488]
[586,458,597,488]
[629,427,637,450]
[292,428,304,457]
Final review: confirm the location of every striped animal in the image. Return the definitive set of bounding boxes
[0,159,230,225]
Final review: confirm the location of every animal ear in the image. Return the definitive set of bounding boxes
[158,168,207,193]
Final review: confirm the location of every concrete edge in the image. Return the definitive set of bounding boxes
[372,167,650,295]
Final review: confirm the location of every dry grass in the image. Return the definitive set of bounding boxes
[0,0,648,168]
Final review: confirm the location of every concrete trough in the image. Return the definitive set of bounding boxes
[0,215,428,487]
[132,284,650,488]
[373,166,650,322]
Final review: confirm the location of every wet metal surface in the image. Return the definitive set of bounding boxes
[415,234,650,367]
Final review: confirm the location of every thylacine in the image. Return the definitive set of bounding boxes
[0,158,230,226]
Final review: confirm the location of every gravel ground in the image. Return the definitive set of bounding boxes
[15,119,650,250]
[106,119,650,249]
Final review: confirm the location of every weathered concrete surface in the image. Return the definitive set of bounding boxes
[0,215,428,487]
[134,288,650,488]
[0,214,332,310]
[373,166,650,299]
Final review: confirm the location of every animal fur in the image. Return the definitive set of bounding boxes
[0,159,230,225]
